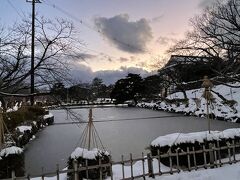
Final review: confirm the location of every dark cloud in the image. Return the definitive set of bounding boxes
[70,63,155,85]
[94,14,153,53]
[76,53,97,60]
[95,66,153,84]
[70,63,94,82]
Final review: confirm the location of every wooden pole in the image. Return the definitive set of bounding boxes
[206,89,210,133]
[73,159,79,180]
[0,108,4,149]
[202,76,213,134]
[88,108,93,150]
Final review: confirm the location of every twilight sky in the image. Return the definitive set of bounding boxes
[0,0,216,84]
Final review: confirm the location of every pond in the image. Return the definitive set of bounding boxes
[24,107,240,175]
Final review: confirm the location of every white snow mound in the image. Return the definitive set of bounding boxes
[71,147,109,160]
[0,146,23,157]
[43,113,54,120]
[151,128,240,147]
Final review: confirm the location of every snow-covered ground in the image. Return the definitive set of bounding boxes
[138,82,240,122]
[152,162,240,180]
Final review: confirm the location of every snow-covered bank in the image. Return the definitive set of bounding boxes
[138,82,240,122]
[151,128,240,147]
[43,112,54,120]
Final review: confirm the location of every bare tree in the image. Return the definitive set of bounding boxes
[169,0,240,82]
[0,16,82,94]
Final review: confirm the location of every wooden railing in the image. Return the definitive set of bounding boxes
[2,139,240,180]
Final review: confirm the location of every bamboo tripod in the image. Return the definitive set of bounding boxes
[76,108,105,151]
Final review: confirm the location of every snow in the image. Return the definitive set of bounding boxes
[43,112,54,120]
[0,146,23,157]
[151,128,240,147]
[6,103,20,112]
[152,162,240,180]
[16,125,32,133]
[138,82,240,122]
[30,156,240,180]
[70,147,109,160]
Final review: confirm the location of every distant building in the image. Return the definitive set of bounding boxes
[165,55,212,68]
[160,55,213,97]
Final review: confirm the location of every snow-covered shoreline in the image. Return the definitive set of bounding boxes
[138,83,240,123]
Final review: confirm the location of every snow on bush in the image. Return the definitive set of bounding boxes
[151,128,240,147]
[70,147,109,160]
[43,112,54,120]
[0,146,23,157]
[138,83,240,122]
[16,125,32,133]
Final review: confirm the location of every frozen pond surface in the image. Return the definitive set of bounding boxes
[24,107,240,175]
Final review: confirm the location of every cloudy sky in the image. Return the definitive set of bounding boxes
[0,0,216,84]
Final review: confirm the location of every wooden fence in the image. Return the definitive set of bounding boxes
[2,139,240,180]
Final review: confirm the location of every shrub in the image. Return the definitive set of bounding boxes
[4,106,46,131]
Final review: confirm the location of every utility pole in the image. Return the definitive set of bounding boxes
[26,0,41,105]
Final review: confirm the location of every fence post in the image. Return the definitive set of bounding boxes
[232,139,236,163]
[147,153,155,178]
[56,164,60,180]
[187,147,191,171]
[157,150,162,175]
[73,159,79,180]
[41,167,44,180]
[168,148,173,174]
[11,170,15,180]
[130,153,133,179]
[217,141,222,167]
[192,147,197,170]
[121,155,125,179]
[109,155,113,180]
[27,174,31,180]
[203,145,207,169]
[213,144,217,167]
[209,143,214,168]
[176,148,180,173]
[142,152,146,180]
[227,141,232,164]
[99,157,103,180]
[85,159,89,179]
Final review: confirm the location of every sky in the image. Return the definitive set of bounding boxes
[0,0,216,84]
